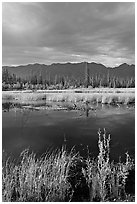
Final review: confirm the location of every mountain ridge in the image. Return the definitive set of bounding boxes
[2,62,135,81]
[2,62,135,69]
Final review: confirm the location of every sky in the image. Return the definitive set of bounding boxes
[2,2,135,67]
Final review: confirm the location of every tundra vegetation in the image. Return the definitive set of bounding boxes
[2,130,135,202]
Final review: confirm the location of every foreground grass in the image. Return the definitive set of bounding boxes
[2,88,135,105]
[2,148,78,202]
[2,130,135,202]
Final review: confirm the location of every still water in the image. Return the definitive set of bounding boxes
[2,103,135,162]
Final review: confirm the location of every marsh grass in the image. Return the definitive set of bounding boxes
[2,130,135,202]
[2,88,135,105]
[2,147,80,202]
[82,129,134,202]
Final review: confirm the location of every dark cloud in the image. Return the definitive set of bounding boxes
[2,2,135,66]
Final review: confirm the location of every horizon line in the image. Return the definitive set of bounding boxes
[2,61,135,68]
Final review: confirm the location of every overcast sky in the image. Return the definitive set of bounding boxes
[2,2,135,67]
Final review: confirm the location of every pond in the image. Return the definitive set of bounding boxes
[2,102,135,162]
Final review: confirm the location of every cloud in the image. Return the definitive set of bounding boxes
[2,2,135,67]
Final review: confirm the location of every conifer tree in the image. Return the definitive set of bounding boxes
[85,62,89,88]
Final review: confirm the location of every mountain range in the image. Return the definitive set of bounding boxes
[2,62,135,81]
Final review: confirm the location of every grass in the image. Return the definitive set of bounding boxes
[2,88,135,105]
[82,129,134,201]
[2,129,135,202]
[2,147,79,202]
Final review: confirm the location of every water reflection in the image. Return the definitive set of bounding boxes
[2,101,135,161]
[2,102,22,112]
[85,102,89,117]
[2,102,12,112]
[84,102,97,118]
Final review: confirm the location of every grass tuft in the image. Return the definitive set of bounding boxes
[82,129,134,202]
[2,147,79,202]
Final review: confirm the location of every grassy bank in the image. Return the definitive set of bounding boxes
[2,130,135,202]
[2,88,135,105]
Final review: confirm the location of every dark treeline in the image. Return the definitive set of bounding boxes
[2,68,135,91]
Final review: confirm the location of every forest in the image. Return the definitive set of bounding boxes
[2,67,135,91]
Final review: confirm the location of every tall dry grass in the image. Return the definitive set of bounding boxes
[2,130,135,202]
[2,88,135,105]
[2,147,79,202]
[82,129,134,201]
